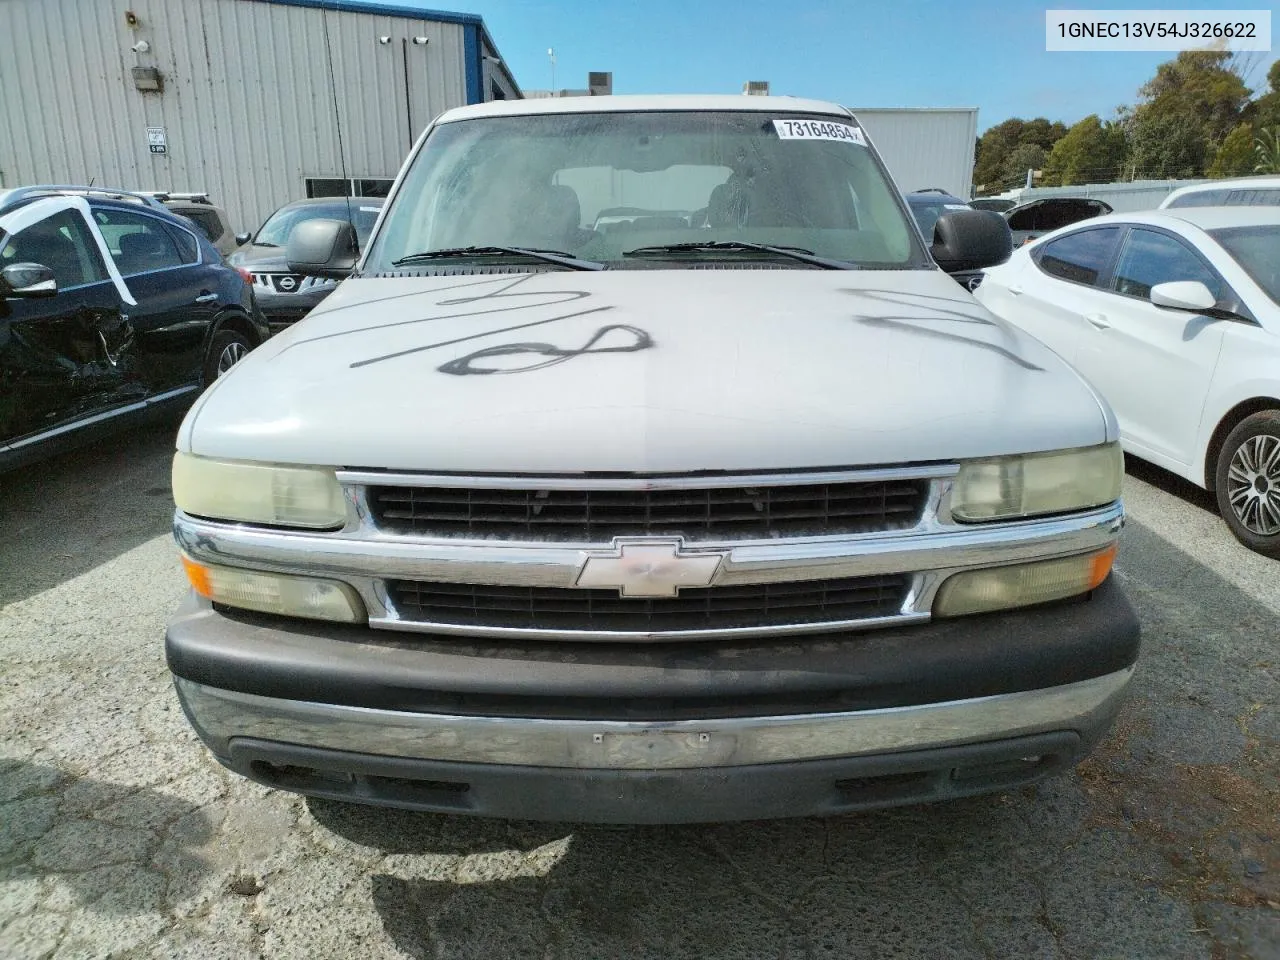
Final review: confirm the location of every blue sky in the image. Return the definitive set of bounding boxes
[392,0,1277,131]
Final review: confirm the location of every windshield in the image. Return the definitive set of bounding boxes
[253,201,382,248]
[1211,225,1280,306]
[907,197,970,238]
[364,111,921,270]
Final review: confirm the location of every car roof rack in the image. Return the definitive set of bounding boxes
[0,185,169,213]
[913,187,954,195]
[140,191,213,205]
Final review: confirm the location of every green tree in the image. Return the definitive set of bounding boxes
[1042,115,1129,185]
[1256,127,1280,174]
[1207,123,1257,177]
[1248,60,1280,135]
[1000,143,1046,188]
[973,118,1070,191]
[1126,50,1252,178]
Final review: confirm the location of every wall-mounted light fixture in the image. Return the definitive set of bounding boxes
[377,35,391,44]
[131,66,163,92]
[131,39,150,53]
[411,36,429,45]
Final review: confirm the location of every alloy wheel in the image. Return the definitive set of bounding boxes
[1226,434,1280,536]
[216,340,249,376]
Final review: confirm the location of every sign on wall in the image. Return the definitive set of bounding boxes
[146,126,167,155]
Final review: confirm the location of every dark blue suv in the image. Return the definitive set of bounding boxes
[0,187,268,471]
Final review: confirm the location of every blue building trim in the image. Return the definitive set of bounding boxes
[463,22,483,104]
[255,0,482,28]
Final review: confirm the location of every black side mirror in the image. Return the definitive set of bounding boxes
[234,232,252,246]
[0,262,57,298]
[930,210,1013,274]
[286,219,358,278]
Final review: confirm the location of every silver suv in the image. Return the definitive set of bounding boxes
[164,95,1137,824]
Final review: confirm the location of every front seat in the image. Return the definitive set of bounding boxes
[10,226,86,287]
[517,184,584,249]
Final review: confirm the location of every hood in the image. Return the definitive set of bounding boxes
[180,268,1112,473]
[227,245,289,270]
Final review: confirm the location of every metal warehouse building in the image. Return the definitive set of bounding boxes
[851,108,978,200]
[0,0,520,233]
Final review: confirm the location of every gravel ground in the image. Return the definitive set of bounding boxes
[1,422,1276,960]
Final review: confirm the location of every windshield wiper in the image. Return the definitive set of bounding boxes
[622,241,857,270]
[253,241,279,248]
[392,245,605,271]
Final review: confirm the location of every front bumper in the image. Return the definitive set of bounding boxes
[168,580,1139,822]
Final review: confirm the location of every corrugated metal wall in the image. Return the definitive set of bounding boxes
[990,179,1210,213]
[849,109,978,200]
[0,0,472,231]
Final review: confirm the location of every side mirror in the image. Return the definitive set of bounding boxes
[930,209,1013,274]
[234,232,252,246]
[286,219,358,278]
[1150,280,1216,312]
[0,262,57,298]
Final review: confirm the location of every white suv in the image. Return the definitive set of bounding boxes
[163,95,1138,824]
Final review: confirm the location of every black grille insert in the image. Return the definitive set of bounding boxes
[389,574,910,634]
[369,480,929,541]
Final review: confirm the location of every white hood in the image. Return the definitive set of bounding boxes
[181,268,1111,473]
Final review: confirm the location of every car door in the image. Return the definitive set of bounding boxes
[1003,226,1124,367]
[90,204,219,393]
[0,200,128,445]
[1072,226,1230,465]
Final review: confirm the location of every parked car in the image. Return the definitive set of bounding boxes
[143,192,240,258]
[0,186,267,472]
[903,191,1005,289]
[970,197,1016,214]
[228,197,384,332]
[165,95,1138,824]
[904,188,970,231]
[1005,197,1113,246]
[974,207,1280,556]
[1159,176,1280,210]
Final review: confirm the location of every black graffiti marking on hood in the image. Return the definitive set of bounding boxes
[841,288,1044,372]
[438,324,654,376]
[318,273,621,370]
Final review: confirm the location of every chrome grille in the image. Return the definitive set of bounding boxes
[388,574,910,634]
[368,480,929,541]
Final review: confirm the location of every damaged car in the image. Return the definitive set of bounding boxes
[0,186,267,471]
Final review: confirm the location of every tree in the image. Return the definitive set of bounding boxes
[1042,115,1129,185]
[1256,127,1280,174]
[1248,60,1280,134]
[999,143,1046,188]
[973,118,1069,191]
[1126,50,1253,178]
[1207,123,1257,177]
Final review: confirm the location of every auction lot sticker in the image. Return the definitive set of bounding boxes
[773,119,866,145]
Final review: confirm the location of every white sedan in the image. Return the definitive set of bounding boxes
[975,207,1280,556]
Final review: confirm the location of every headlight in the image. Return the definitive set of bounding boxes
[951,443,1122,522]
[182,557,364,622]
[933,546,1115,617]
[172,453,345,528]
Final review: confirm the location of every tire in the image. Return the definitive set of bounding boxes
[1214,410,1280,558]
[203,329,252,386]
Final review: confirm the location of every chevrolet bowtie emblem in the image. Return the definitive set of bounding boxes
[576,539,725,598]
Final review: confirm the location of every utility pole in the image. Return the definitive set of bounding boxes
[548,48,556,96]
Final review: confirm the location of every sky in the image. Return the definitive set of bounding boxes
[379,0,1278,132]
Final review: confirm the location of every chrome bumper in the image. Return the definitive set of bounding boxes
[175,667,1134,771]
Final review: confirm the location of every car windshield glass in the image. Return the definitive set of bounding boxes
[365,110,921,270]
[1210,225,1280,306]
[908,199,968,238]
[254,202,381,248]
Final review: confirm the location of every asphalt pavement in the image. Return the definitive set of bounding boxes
[1,421,1276,960]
